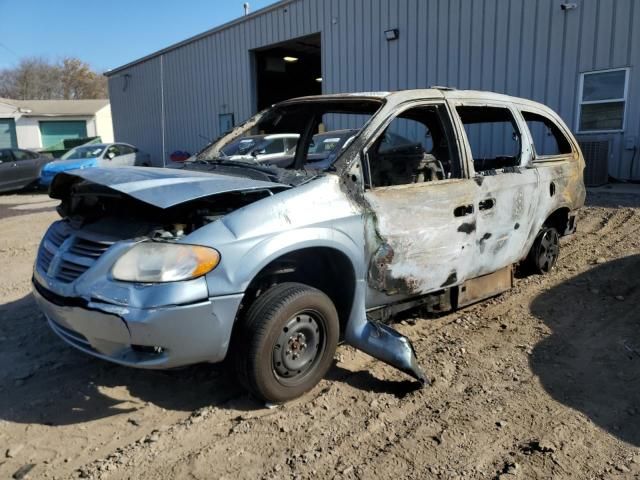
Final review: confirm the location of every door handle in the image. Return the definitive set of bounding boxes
[479,198,495,211]
[453,204,474,217]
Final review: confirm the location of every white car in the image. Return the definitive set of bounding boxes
[222,133,299,163]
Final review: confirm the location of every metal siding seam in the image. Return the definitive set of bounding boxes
[160,56,166,166]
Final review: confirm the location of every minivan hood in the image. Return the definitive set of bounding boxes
[50,166,290,209]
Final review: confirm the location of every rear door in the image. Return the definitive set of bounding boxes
[0,149,18,190]
[362,100,479,304]
[116,144,137,166]
[11,149,40,185]
[450,102,540,276]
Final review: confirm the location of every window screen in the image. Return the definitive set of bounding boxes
[522,112,572,157]
[578,69,628,132]
[456,106,521,173]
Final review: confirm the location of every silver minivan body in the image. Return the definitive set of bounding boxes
[32,89,585,386]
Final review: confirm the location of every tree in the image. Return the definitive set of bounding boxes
[0,56,107,100]
[60,57,107,99]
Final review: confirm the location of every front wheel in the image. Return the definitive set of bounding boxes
[233,282,339,403]
[526,226,560,274]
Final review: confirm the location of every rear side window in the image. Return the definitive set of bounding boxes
[12,149,32,161]
[284,137,298,152]
[106,145,122,157]
[522,111,572,157]
[456,106,521,174]
[118,145,135,155]
[262,138,285,155]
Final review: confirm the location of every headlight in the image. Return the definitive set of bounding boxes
[112,242,220,282]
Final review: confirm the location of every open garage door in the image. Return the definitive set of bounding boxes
[254,33,321,111]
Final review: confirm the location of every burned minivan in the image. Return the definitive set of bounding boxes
[33,89,585,402]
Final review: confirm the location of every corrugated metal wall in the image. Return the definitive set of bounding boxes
[108,0,640,180]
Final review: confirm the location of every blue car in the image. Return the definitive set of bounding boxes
[40,143,146,187]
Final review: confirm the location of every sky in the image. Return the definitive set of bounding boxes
[0,0,279,72]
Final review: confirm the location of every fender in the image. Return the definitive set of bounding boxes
[204,223,427,384]
[235,227,427,385]
[233,225,367,290]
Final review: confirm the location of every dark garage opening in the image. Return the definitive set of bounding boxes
[254,33,321,111]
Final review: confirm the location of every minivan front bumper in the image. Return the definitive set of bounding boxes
[32,280,243,369]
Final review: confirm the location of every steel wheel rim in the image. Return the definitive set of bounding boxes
[272,310,326,386]
[538,229,559,273]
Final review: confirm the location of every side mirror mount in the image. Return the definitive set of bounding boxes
[107,152,116,160]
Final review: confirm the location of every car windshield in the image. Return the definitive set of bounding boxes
[62,145,105,160]
[197,98,383,169]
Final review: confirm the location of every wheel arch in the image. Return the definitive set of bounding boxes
[231,227,363,336]
[543,206,573,235]
[239,245,359,334]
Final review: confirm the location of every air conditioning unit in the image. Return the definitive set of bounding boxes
[578,139,610,187]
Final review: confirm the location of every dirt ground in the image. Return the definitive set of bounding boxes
[0,189,639,480]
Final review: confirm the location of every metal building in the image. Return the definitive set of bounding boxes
[105,0,640,182]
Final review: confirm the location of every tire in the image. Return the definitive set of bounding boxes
[526,226,560,274]
[233,282,339,403]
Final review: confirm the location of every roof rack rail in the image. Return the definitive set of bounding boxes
[430,85,456,91]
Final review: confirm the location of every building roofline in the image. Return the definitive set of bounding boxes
[104,0,295,77]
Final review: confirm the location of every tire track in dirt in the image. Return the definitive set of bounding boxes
[561,207,637,260]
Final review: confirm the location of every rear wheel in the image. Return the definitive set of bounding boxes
[233,282,339,403]
[526,226,560,274]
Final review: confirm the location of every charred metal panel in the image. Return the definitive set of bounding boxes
[363,179,478,296]
[470,170,541,277]
[457,265,513,308]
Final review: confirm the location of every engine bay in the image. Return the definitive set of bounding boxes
[56,180,273,240]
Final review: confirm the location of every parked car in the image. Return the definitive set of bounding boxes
[304,129,360,170]
[32,89,585,403]
[180,130,357,171]
[223,133,299,162]
[0,148,52,193]
[39,143,149,186]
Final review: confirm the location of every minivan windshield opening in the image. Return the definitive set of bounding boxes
[197,99,383,170]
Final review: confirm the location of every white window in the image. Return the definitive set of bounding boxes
[577,68,629,132]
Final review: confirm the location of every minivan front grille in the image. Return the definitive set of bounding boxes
[36,221,115,284]
[68,237,113,258]
[37,222,70,273]
[56,259,91,283]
